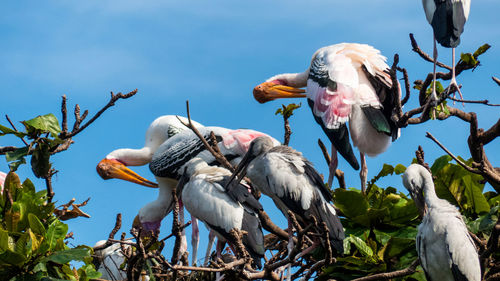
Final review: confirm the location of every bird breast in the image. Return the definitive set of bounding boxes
[348,105,391,156]
[182,178,244,232]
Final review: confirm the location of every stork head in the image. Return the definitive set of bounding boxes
[96,158,158,188]
[225,136,274,189]
[253,80,306,104]
[402,164,430,216]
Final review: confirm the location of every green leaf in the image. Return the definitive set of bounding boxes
[5,202,26,232]
[0,249,27,266]
[28,213,46,236]
[348,234,373,257]
[473,44,491,58]
[8,158,26,172]
[27,229,42,252]
[333,189,369,219]
[460,53,478,66]
[4,171,22,201]
[42,248,91,264]
[394,164,406,175]
[5,147,29,162]
[22,114,61,137]
[0,124,27,138]
[275,103,302,119]
[0,228,9,251]
[31,142,51,178]
[44,220,68,251]
[462,175,489,215]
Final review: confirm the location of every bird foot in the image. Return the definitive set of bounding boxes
[446,78,464,106]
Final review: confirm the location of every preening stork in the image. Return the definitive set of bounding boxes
[98,121,278,265]
[96,115,203,261]
[422,0,471,101]
[226,136,344,277]
[253,43,400,192]
[402,164,481,281]
[146,126,279,265]
[178,158,265,269]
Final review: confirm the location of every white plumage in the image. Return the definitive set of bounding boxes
[403,164,481,281]
[253,43,399,191]
[180,158,265,268]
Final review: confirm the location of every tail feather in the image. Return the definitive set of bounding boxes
[241,211,264,269]
[309,194,345,254]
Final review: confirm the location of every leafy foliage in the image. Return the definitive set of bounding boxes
[2,114,64,176]
[320,157,499,280]
[275,103,302,119]
[0,172,100,281]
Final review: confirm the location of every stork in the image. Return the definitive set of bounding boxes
[178,158,265,269]
[253,43,400,192]
[93,240,150,281]
[226,136,344,279]
[402,164,481,281]
[96,115,203,263]
[422,0,471,102]
[98,123,279,266]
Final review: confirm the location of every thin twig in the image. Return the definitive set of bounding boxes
[397,67,411,106]
[409,33,452,70]
[177,100,235,171]
[425,132,481,174]
[5,115,29,146]
[66,89,138,138]
[448,97,500,106]
[492,76,500,87]
[317,139,346,189]
[61,95,68,135]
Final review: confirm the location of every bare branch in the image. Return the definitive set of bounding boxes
[397,67,411,106]
[317,139,346,189]
[448,97,500,106]
[425,132,481,174]
[410,34,452,70]
[66,89,138,138]
[479,118,500,145]
[93,213,123,251]
[350,259,419,281]
[61,95,68,134]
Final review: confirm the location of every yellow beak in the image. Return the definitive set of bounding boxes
[96,158,158,188]
[253,81,306,103]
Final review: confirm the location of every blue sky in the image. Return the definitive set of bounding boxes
[1,0,499,264]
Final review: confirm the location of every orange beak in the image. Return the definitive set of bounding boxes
[253,81,306,104]
[96,158,158,188]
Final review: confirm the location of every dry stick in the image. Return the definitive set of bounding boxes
[492,76,500,87]
[302,259,326,281]
[66,89,138,138]
[170,187,183,265]
[258,209,297,244]
[478,118,500,146]
[177,100,234,171]
[349,259,420,281]
[5,115,29,146]
[409,33,452,70]
[61,95,68,134]
[415,146,431,173]
[397,66,411,106]
[390,54,404,120]
[317,139,346,189]
[448,97,500,106]
[425,132,481,175]
[160,221,192,242]
[157,258,246,274]
[93,213,123,251]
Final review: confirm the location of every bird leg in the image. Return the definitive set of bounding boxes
[191,216,199,266]
[178,201,188,263]
[204,230,216,266]
[360,152,367,194]
[286,218,294,281]
[216,240,225,281]
[430,36,438,105]
[446,48,464,105]
[328,144,338,188]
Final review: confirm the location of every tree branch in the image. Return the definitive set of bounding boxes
[350,259,420,281]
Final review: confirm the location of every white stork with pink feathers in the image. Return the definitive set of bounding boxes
[253,43,400,192]
[96,115,279,266]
